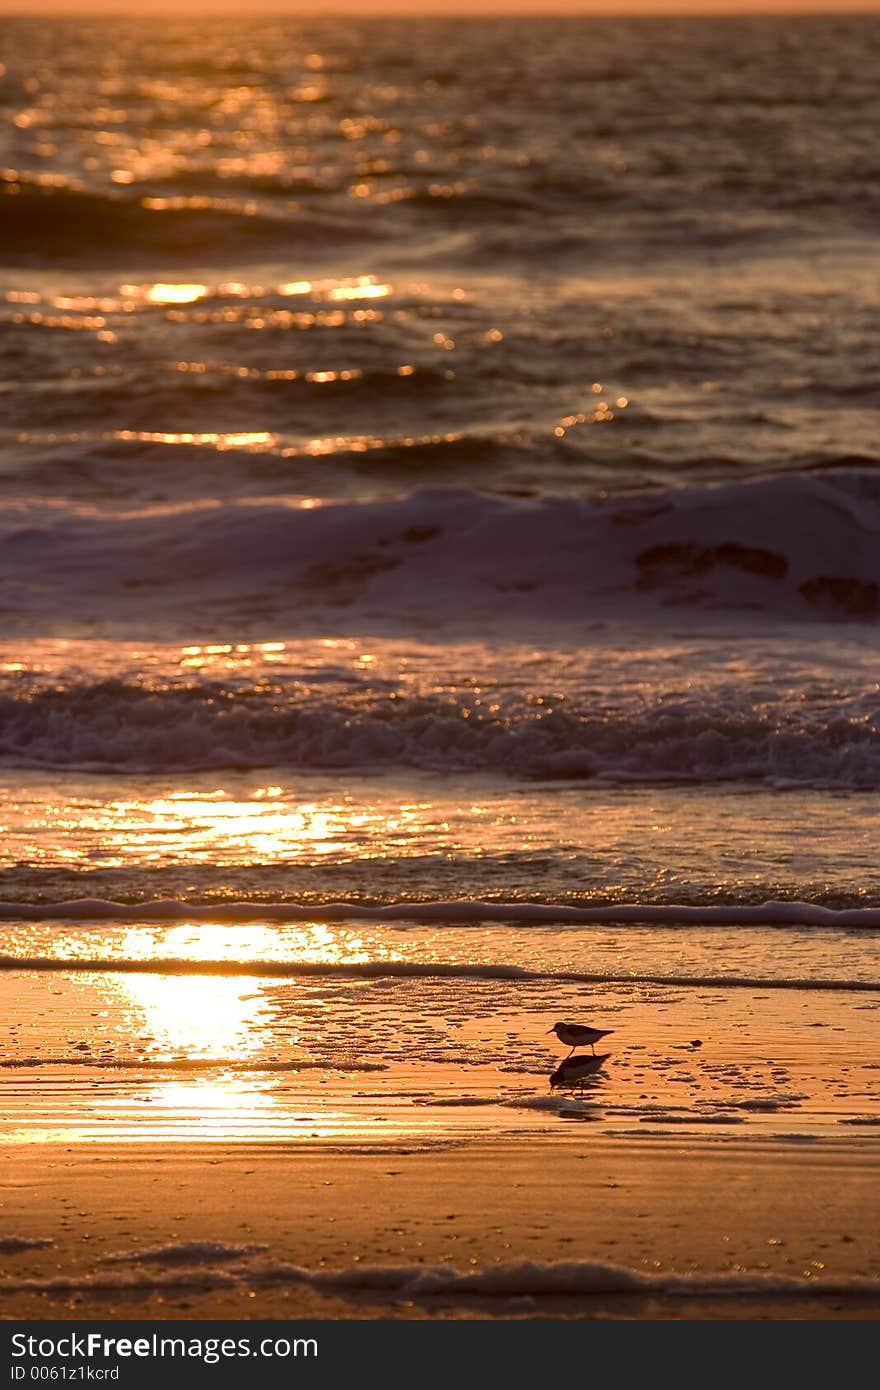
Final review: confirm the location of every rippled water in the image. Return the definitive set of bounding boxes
[3,14,880,873]
[1,16,879,1146]
[3,14,880,504]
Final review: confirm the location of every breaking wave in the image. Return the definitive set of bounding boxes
[2,677,880,790]
[2,894,880,929]
[2,1252,879,1302]
[3,473,879,636]
[0,182,364,266]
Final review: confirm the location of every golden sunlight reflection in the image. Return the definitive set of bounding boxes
[328,280,391,301]
[15,780,466,872]
[145,283,207,305]
[115,921,387,968]
[113,973,267,1058]
[113,428,275,449]
[141,1079,279,1126]
[0,765,556,878]
[118,281,208,305]
[79,423,473,461]
[104,790,391,864]
[110,276,389,308]
[151,795,343,859]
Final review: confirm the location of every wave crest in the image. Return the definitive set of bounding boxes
[1,670,878,785]
[0,183,359,265]
[3,473,879,633]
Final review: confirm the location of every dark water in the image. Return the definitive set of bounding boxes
[1,16,880,912]
[3,14,880,505]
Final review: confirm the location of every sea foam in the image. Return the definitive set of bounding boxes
[3,473,879,633]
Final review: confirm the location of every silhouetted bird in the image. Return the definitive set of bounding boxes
[549,1054,610,1089]
[548,1021,614,1056]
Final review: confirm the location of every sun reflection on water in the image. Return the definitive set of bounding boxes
[4,779,455,872]
[113,972,268,1058]
[115,921,386,968]
[141,1078,279,1127]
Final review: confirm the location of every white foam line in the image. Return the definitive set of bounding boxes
[0,1270,238,1294]
[0,955,874,994]
[100,1241,266,1266]
[2,896,879,928]
[0,1236,54,1253]
[4,1256,876,1301]
[0,1055,388,1072]
[260,1257,880,1299]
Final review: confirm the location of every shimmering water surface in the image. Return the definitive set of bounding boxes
[1,15,879,1146]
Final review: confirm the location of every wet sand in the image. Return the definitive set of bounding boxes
[2,1137,879,1320]
[3,919,877,1320]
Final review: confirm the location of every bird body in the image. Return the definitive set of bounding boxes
[548,1021,614,1055]
[549,1054,610,1089]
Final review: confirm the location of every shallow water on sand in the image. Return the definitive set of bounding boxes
[2,16,879,1185]
[2,917,877,1146]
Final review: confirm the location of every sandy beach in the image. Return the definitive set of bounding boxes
[2,1136,879,1321]
[2,930,878,1321]
[3,12,880,1328]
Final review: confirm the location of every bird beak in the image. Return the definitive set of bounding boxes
[546,1028,554,1034]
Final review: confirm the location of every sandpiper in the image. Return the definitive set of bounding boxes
[548,1021,614,1056]
[549,1053,610,1089]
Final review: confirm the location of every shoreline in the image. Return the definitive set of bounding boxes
[2,1137,878,1321]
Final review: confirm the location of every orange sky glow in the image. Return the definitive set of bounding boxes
[3,1,880,13]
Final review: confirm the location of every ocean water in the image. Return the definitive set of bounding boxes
[1,15,879,1146]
